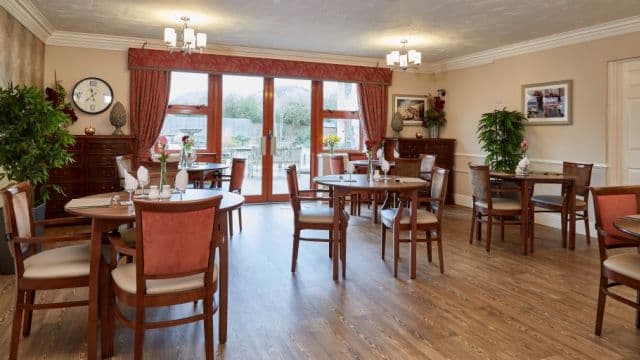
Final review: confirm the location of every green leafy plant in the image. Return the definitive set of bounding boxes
[477,108,527,173]
[0,84,75,204]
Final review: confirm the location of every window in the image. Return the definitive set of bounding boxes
[322,81,360,150]
[160,72,209,150]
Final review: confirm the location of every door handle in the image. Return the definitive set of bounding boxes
[261,136,267,156]
[271,136,276,156]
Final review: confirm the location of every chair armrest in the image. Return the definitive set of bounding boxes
[33,216,90,227]
[109,235,136,257]
[418,196,441,203]
[299,189,331,194]
[12,233,92,244]
[299,196,332,202]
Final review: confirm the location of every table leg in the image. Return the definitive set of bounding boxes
[218,212,229,343]
[520,180,530,255]
[410,190,418,279]
[568,180,576,250]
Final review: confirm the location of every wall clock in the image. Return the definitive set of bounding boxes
[72,77,114,114]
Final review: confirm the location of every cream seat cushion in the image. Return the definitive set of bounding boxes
[23,244,91,279]
[299,207,349,224]
[112,263,218,295]
[475,198,521,211]
[380,208,438,225]
[603,253,640,280]
[531,195,587,208]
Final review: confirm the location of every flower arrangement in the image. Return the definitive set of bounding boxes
[323,134,341,154]
[156,136,169,162]
[364,139,379,158]
[45,80,78,123]
[182,135,195,153]
[424,93,446,128]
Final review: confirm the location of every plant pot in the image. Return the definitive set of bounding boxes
[429,126,440,138]
[0,203,45,275]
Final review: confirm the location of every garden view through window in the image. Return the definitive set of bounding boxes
[322,81,360,151]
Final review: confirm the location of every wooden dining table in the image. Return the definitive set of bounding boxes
[64,189,244,359]
[314,174,429,280]
[182,162,230,189]
[490,172,577,255]
[614,215,640,238]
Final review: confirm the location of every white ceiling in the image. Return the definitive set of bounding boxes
[31,0,640,62]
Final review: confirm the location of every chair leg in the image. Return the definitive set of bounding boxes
[426,232,433,263]
[437,236,444,274]
[636,290,640,329]
[476,213,483,242]
[469,207,476,244]
[595,275,607,336]
[500,216,505,242]
[529,210,535,254]
[561,209,567,248]
[486,215,493,252]
[100,261,114,357]
[291,229,300,272]
[203,294,215,360]
[238,207,243,232]
[381,223,387,260]
[393,227,400,277]
[328,230,333,258]
[584,210,590,244]
[10,290,25,360]
[134,307,145,360]
[22,290,35,336]
[228,210,234,238]
[341,225,347,279]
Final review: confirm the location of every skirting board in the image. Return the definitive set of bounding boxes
[453,193,596,239]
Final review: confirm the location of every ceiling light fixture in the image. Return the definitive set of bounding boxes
[386,40,421,70]
[163,16,207,54]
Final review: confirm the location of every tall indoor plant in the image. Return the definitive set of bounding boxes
[477,108,527,173]
[0,84,75,205]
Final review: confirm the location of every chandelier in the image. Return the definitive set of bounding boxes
[163,16,207,54]
[386,40,421,70]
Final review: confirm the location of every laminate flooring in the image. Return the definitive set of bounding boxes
[0,204,639,359]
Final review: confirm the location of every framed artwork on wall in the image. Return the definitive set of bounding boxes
[521,80,572,125]
[393,94,427,126]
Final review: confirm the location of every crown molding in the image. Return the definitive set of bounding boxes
[46,31,385,67]
[0,0,54,42]
[429,15,640,73]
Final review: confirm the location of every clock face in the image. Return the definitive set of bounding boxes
[72,77,114,114]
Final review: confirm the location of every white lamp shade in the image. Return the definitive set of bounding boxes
[408,50,421,64]
[413,51,422,65]
[183,27,195,45]
[196,33,207,48]
[164,27,177,47]
[388,50,400,64]
[386,53,395,66]
[399,54,408,68]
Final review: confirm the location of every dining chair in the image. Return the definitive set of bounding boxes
[1,181,108,360]
[115,154,134,189]
[392,157,423,177]
[108,195,223,359]
[591,185,640,336]
[347,152,368,174]
[286,165,349,277]
[380,167,449,276]
[329,155,345,175]
[215,158,246,237]
[468,163,525,252]
[531,161,593,248]
[419,154,437,182]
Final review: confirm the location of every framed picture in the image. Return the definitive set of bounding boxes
[393,94,427,126]
[521,80,572,125]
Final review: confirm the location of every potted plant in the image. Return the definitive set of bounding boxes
[477,108,527,173]
[0,83,75,207]
[424,93,446,138]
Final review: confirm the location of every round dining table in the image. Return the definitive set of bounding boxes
[64,189,243,359]
[315,174,429,280]
[614,215,640,238]
[181,162,230,188]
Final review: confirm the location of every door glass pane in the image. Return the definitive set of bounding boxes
[322,118,360,150]
[222,75,264,196]
[160,114,207,150]
[273,78,311,194]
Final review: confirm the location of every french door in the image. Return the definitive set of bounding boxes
[221,75,311,202]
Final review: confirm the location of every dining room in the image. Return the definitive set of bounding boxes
[1,1,640,359]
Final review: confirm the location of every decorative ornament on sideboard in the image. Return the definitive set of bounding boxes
[109,101,127,135]
[84,125,96,136]
[391,111,404,137]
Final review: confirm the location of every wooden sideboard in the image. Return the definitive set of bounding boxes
[385,138,456,204]
[47,135,135,218]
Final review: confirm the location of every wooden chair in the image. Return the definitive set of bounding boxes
[286,165,349,277]
[392,157,422,177]
[329,155,345,175]
[531,161,593,248]
[108,195,223,359]
[468,164,525,252]
[591,185,640,335]
[419,154,436,182]
[1,181,108,360]
[115,154,134,189]
[347,152,368,174]
[380,167,449,276]
[215,158,246,237]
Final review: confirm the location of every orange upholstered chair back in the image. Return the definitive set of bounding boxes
[591,186,640,257]
[134,196,221,278]
[329,155,345,175]
[229,158,246,193]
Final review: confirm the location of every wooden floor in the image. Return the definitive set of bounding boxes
[1,203,639,359]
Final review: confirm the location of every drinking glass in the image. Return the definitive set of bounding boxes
[381,161,391,180]
[138,177,149,196]
[346,162,355,182]
[125,183,136,213]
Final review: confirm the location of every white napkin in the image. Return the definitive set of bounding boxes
[136,166,149,186]
[174,169,189,190]
[376,148,383,160]
[394,149,400,158]
[124,171,138,190]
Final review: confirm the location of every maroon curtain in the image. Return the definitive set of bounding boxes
[130,69,171,162]
[358,83,388,141]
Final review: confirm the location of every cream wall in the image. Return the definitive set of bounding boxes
[44,46,130,135]
[386,71,432,138]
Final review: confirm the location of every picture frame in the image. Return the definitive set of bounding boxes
[393,94,427,126]
[521,80,572,125]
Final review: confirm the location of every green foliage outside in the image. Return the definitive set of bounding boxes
[0,84,75,204]
[223,94,262,123]
[477,108,526,173]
